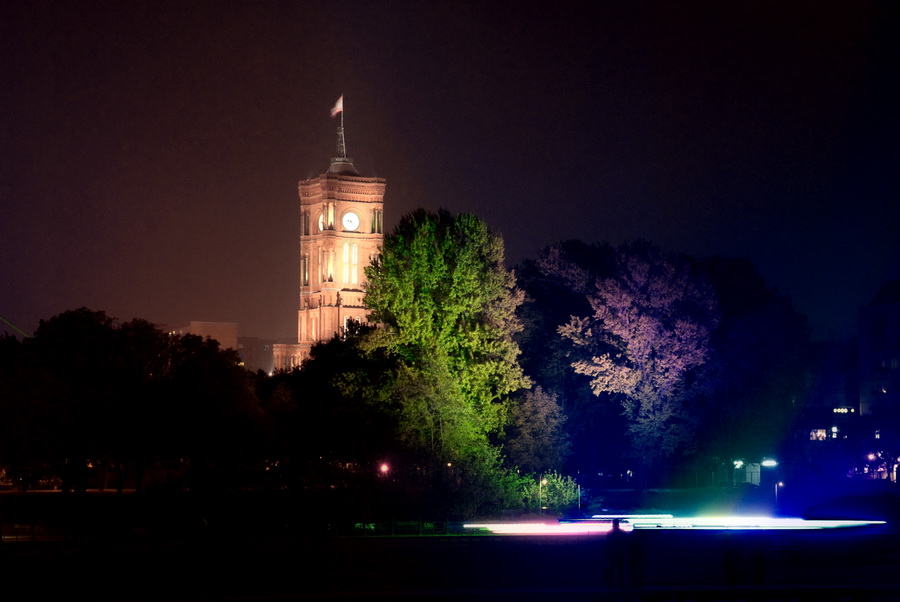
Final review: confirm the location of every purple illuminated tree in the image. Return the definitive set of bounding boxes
[558,242,718,469]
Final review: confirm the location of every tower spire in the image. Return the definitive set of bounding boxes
[336,122,347,158]
[328,95,358,174]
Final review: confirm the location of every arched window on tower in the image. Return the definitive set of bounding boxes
[351,244,359,284]
[300,254,309,286]
[344,315,360,336]
[343,242,350,283]
[372,209,383,234]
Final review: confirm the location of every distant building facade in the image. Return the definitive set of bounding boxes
[858,280,900,416]
[168,321,276,373]
[237,336,277,374]
[273,123,385,371]
[792,280,900,481]
[169,321,239,352]
[802,340,859,442]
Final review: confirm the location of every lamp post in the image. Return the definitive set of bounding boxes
[761,458,779,512]
[538,477,548,514]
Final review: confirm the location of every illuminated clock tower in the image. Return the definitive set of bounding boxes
[274,113,386,370]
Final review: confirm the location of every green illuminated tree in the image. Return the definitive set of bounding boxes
[364,209,530,468]
[522,470,581,514]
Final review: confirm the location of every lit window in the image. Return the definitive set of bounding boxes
[372,209,383,234]
[343,243,349,283]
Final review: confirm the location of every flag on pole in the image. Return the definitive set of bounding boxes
[330,95,343,118]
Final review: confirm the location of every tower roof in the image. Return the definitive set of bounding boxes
[327,156,359,175]
[327,124,360,175]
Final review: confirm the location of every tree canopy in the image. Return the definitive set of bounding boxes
[557,242,719,466]
[364,209,530,443]
[0,223,825,506]
[692,256,812,474]
[0,308,264,492]
[360,209,533,513]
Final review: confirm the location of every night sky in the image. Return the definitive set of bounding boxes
[3,1,898,342]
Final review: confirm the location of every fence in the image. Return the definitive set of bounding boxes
[346,520,470,536]
[0,524,66,542]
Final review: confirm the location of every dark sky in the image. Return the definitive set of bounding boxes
[2,1,898,341]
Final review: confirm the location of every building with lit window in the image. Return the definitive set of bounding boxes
[787,282,900,481]
[858,280,900,416]
[273,124,385,371]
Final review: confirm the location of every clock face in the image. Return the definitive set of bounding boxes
[341,211,360,231]
[317,213,325,231]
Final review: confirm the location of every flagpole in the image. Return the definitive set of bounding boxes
[330,95,354,172]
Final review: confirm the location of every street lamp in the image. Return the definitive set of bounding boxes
[761,458,780,511]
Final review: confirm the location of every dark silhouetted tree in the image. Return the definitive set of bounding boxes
[691,256,812,482]
[158,332,265,490]
[0,308,266,492]
[22,308,122,491]
[516,241,626,480]
[504,387,571,474]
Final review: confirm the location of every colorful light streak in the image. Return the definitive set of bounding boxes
[624,516,886,530]
[463,522,621,535]
[464,515,886,535]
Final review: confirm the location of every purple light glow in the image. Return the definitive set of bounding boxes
[463,522,622,535]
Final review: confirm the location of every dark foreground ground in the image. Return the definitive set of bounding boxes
[2,485,900,601]
[3,526,900,600]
